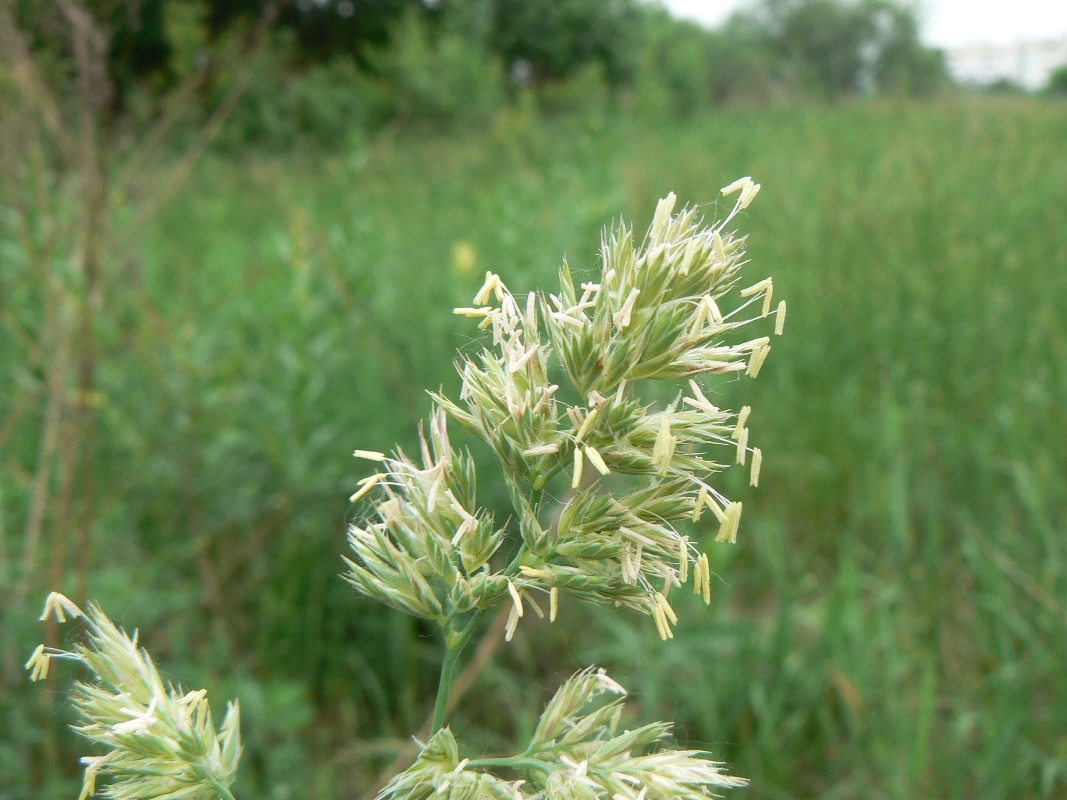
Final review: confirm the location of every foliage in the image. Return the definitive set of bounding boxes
[746,0,946,98]
[368,9,504,128]
[756,0,878,96]
[633,10,777,115]
[633,13,720,116]
[11,0,953,143]
[1046,62,1067,97]
[488,0,641,87]
[865,2,947,94]
[627,0,948,130]
[214,38,380,148]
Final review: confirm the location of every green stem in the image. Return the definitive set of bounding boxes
[431,459,558,731]
[531,460,566,499]
[431,610,485,732]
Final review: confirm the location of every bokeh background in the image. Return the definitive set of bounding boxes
[2,1,1066,798]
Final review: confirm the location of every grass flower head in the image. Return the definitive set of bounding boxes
[28,593,242,800]
[348,183,781,642]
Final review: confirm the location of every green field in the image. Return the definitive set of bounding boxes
[4,97,1067,799]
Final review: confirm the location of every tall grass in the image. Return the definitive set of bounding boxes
[3,97,1065,799]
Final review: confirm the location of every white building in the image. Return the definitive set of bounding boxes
[945,36,1067,91]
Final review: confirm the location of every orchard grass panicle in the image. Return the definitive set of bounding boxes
[26,592,242,800]
[342,180,780,790]
[30,181,780,798]
[379,667,747,800]
[343,408,509,623]
[351,179,782,647]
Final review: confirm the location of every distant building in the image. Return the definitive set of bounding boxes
[944,36,1067,90]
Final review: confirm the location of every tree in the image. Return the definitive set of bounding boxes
[867,1,946,95]
[1047,61,1067,97]
[751,0,945,98]
[488,0,642,86]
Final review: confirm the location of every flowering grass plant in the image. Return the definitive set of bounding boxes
[29,179,782,798]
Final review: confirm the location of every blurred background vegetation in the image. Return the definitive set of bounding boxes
[1,0,1065,798]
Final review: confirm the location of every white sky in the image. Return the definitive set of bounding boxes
[660,0,1067,47]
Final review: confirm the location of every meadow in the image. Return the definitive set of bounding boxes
[3,96,1066,799]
